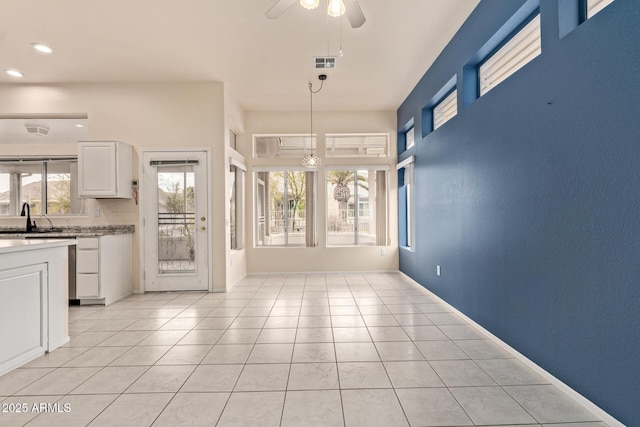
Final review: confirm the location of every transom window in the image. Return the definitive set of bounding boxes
[254,135,316,159]
[405,127,415,150]
[479,13,541,96]
[433,89,458,130]
[588,0,614,18]
[325,134,388,158]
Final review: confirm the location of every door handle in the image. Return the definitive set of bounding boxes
[199,226,207,231]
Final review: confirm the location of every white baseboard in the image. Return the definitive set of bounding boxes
[246,270,399,276]
[398,271,624,427]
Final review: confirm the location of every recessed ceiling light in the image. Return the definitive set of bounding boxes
[31,43,53,54]
[75,124,84,128]
[6,69,25,78]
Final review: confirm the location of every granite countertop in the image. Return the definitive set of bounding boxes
[0,225,135,238]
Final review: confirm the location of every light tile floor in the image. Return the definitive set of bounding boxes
[0,273,609,427]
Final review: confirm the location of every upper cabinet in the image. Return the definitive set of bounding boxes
[78,141,133,198]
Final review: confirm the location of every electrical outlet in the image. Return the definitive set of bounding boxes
[436,265,441,276]
[94,208,100,217]
[380,249,385,256]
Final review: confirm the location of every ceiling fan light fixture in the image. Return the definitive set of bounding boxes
[327,0,345,17]
[300,0,319,10]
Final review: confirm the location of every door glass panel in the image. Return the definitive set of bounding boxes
[156,165,196,273]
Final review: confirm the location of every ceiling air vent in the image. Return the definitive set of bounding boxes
[314,56,336,69]
[25,123,50,136]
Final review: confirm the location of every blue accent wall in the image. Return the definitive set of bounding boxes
[397,0,639,424]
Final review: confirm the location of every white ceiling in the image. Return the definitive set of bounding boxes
[0,0,479,112]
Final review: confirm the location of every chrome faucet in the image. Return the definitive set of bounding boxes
[20,202,36,232]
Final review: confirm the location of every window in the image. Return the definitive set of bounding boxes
[397,157,414,249]
[0,158,86,216]
[229,164,245,250]
[587,0,613,18]
[254,135,316,159]
[325,134,388,158]
[255,170,315,246]
[326,168,387,246]
[433,89,458,130]
[405,127,415,150]
[229,130,237,151]
[479,14,541,96]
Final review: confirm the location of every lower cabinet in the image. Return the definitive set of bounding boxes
[0,263,48,375]
[76,234,132,305]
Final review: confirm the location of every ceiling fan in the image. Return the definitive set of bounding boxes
[266,0,366,28]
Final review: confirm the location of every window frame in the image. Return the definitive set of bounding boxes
[325,166,388,247]
[229,160,246,251]
[396,156,415,251]
[0,157,86,217]
[254,168,316,248]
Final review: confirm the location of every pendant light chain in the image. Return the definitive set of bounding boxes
[303,76,325,168]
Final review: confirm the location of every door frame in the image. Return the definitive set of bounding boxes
[138,147,212,293]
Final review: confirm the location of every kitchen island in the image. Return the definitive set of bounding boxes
[0,239,76,376]
[0,225,134,305]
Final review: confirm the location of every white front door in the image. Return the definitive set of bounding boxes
[142,151,209,291]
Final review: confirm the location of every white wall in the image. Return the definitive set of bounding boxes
[244,110,399,273]
[0,82,237,291]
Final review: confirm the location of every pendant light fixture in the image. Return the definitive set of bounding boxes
[300,0,320,10]
[327,0,346,17]
[302,74,326,168]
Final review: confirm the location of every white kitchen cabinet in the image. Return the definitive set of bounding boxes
[0,240,72,375]
[76,234,132,305]
[78,141,133,198]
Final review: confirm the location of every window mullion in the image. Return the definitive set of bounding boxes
[284,172,289,246]
[42,162,48,215]
[354,170,359,245]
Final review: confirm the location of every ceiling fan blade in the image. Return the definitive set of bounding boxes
[344,0,366,28]
[265,0,298,19]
